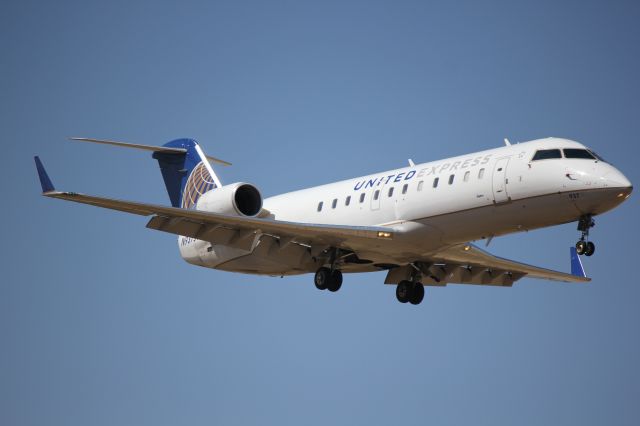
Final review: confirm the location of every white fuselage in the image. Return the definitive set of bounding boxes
[179,138,632,275]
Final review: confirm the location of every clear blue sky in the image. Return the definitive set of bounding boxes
[2,1,639,425]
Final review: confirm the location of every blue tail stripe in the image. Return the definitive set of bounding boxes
[570,247,587,277]
[34,156,55,192]
[152,150,188,207]
[152,139,199,207]
[152,138,213,208]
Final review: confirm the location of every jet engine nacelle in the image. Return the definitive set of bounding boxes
[195,182,263,217]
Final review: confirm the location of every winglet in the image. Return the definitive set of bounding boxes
[34,156,55,193]
[570,246,587,277]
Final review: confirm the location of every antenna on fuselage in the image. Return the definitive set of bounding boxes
[408,159,415,167]
[504,138,511,146]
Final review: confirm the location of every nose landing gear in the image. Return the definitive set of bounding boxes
[576,215,596,256]
[576,240,595,256]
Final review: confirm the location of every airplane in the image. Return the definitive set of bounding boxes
[34,136,633,305]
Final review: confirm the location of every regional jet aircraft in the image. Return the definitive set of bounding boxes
[34,137,632,305]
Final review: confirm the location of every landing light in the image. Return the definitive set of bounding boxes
[617,192,625,198]
[463,245,471,251]
[377,231,392,239]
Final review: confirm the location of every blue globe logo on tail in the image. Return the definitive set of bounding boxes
[181,161,217,209]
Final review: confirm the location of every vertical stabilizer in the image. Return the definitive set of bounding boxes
[152,139,222,209]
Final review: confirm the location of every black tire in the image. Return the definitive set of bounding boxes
[409,283,425,305]
[576,241,587,255]
[314,267,331,290]
[327,270,343,292]
[585,241,595,256]
[396,280,411,303]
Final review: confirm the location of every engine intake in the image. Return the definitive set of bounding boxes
[195,182,263,217]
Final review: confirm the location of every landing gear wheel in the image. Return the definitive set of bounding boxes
[409,283,425,305]
[314,267,331,290]
[327,270,343,292]
[396,280,411,303]
[576,215,596,256]
[585,241,595,257]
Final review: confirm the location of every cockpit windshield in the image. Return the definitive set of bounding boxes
[531,149,562,161]
[531,148,608,163]
[563,149,595,160]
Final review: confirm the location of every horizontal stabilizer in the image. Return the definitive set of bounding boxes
[70,137,187,154]
[70,137,232,166]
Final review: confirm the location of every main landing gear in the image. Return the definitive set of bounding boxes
[314,248,345,293]
[314,267,343,292]
[396,280,425,305]
[575,214,596,256]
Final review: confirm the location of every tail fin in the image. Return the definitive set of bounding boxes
[153,139,224,209]
[70,137,228,209]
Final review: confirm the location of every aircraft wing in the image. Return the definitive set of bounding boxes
[41,190,395,250]
[35,157,394,253]
[434,243,589,283]
[390,243,590,287]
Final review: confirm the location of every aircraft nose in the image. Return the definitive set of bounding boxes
[603,167,632,189]
[602,166,633,201]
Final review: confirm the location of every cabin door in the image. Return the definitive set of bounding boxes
[492,157,510,203]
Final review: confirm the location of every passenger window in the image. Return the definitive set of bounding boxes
[433,177,439,188]
[402,184,408,194]
[449,174,455,185]
[531,149,562,161]
[417,181,424,191]
[332,199,337,209]
[478,168,485,179]
[360,193,365,203]
[345,196,351,206]
[317,201,323,212]
[464,171,470,182]
[563,149,596,159]
[374,190,380,200]
[388,187,394,197]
